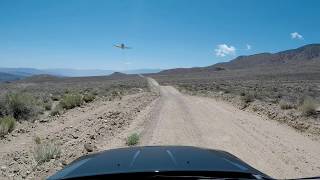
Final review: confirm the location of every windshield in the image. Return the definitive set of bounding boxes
[0,0,319,179]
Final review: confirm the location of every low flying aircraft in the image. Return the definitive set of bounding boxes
[114,43,131,49]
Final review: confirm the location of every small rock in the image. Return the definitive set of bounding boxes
[39,119,49,123]
[0,165,7,172]
[61,160,68,166]
[89,135,95,140]
[13,156,19,161]
[13,167,19,173]
[71,134,78,139]
[84,143,94,152]
[17,129,27,133]
[69,153,75,158]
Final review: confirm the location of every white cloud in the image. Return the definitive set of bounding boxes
[214,44,236,57]
[246,44,251,50]
[290,32,303,40]
[124,62,132,65]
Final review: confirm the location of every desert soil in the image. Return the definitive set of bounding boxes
[1,78,320,179]
[138,78,320,179]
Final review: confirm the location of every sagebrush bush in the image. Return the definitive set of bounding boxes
[279,99,294,110]
[299,97,318,116]
[34,142,61,164]
[50,105,62,116]
[6,93,39,120]
[83,93,95,103]
[51,94,60,101]
[34,136,41,144]
[109,91,122,101]
[126,133,139,146]
[240,92,255,103]
[0,95,7,117]
[59,93,83,109]
[44,102,52,111]
[0,116,16,137]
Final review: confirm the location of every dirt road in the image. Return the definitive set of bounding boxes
[138,79,320,179]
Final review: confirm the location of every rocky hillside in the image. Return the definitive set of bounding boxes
[0,72,23,82]
[159,44,320,75]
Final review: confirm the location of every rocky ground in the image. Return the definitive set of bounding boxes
[0,92,158,179]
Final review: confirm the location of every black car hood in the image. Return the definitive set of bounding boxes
[48,146,269,179]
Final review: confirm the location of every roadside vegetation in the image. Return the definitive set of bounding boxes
[34,141,61,164]
[154,74,320,134]
[83,93,95,103]
[5,93,40,120]
[126,133,140,146]
[0,75,149,138]
[0,116,16,137]
[59,93,83,110]
[299,97,318,116]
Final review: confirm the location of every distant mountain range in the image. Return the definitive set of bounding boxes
[1,44,320,82]
[0,68,162,82]
[0,72,23,82]
[159,44,320,75]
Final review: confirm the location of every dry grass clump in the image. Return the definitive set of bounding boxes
[240,92,255,103]
[59,93,83,109]
[5,93,40,120]
[83,93,95,103]
[299,97,318,116]
[0,116,16,137]
[34,142,61,164]
[50,105,63,116]
[279,99,294,110]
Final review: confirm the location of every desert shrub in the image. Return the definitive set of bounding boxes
[34,136,41,144]
[59,93,83,109]
[0,116,16,137]
[109,91,122,101]
[34,142,61,164]
[6,93,39,120]
[92,90,99,96]
[83,93,95,103]
[126,133,139,146]
[240,92,255,103]
[51,94,61,101]
[0,95,7,117]
[44,102,52,111]
[299,97,318,116]
[50,105,63,116]
[279,99,294,110]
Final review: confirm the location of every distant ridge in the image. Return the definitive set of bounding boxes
[159,44,320,75]
[0,72,23,82]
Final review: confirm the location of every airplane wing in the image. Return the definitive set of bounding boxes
[114,45,121,48]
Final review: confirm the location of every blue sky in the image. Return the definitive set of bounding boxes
[0,0,319,70]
